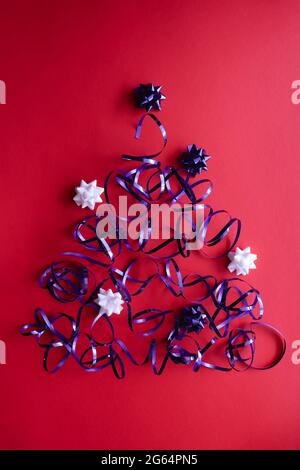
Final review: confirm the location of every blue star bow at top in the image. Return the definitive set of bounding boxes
[135,83,166,112]
[180,144,211,177]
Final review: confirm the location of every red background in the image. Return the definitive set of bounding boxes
[1,0,300,450]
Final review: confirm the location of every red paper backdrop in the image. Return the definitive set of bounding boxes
[0,0,300,450]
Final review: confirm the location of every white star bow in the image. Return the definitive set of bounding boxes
[95,288,124,317]
[227,246,257,276]
[73,179,104,210]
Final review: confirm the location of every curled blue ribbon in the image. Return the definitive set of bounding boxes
[20,110,285,379]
